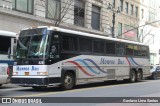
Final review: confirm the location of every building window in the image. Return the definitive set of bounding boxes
[74,0,85,27]
[141,9,144,19]
[12,0,33,14]
[91,5,100,30]
[112,0,115,8]
[131,4,134,15]
[46,0,61,20]
[120,0,123,11]
[125,2,128,14]
[135,6,138,17]
[118,22,122,36]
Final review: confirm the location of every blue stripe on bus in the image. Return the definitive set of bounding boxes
[0,60,14,65]
[84,59,107,73]
[75,59,100,74]
[130,58,139,66]
[128,58,135,66]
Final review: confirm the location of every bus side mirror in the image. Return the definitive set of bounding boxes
[8,47,11,59]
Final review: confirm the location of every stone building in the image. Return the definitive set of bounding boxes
[0,0,146,41]
[107,0,140,41]
[138,0,160,65]
[0,0,109,36]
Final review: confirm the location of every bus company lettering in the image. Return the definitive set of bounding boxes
[100,58,124,65]
[31,66,39,71]
[100,58,115,64]
[118,59,124,64]
[16,66,39,71]
[16,67,29,71]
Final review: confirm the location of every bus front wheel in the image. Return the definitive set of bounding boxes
[61,72,75,90]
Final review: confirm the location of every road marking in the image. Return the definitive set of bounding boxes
[0,87,31,92]
[15,80,160,97]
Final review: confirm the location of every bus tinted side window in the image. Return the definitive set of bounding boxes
[93,40,104,54]
[141,46,148,57]
[79,37,92,52]
[0,36,11,54]
[62,35,78,51]
[106,41,115,55]
[126,44,134,56]
[116,43,125,56]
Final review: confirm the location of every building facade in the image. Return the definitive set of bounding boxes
[107,0,140,41]
[1,0,160,64]
[0,0,142,40]
[0,0,109,36]
[139,0,160,65]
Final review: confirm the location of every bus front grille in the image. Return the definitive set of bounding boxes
[11,78,48,85]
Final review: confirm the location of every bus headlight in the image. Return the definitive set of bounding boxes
[13,72,18,75]
[37,72,48,75]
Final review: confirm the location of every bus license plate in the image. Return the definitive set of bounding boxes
[25,72,29,76]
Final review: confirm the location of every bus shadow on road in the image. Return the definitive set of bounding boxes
[16,80,148,92]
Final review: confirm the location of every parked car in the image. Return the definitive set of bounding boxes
[148,65,160,79]
[0,63,9,86]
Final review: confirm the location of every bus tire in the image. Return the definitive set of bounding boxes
[0,84,2,87]
[128,70,136,83]
[136,70,142,82]
[152,72,157,80]
[61,72,75,90]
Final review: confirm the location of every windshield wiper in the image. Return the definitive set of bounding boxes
[18,40,27,50]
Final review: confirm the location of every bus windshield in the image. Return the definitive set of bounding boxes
[16,34,48,58]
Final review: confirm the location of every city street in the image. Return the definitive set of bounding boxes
[1,79,160,106]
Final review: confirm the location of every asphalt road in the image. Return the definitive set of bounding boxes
[1,79,160,106]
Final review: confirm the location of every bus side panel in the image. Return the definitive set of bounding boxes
[48,61,62,78]
[131,57,150,77]
[62,55,150,82]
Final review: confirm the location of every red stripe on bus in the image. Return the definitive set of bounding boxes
[126,57,131,66]
[67,61,94,76]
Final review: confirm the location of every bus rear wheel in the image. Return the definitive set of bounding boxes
[128,70,136,83]
[136,71,142,82]
[61,72,75,90]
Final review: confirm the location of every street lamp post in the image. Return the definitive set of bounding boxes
[107,3,121,38]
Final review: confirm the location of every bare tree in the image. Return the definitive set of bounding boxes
[120,19,158,43]
[40,0,75,27]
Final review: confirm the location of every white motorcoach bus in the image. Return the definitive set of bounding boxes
[12,26,150,90]
[0,30,17,86]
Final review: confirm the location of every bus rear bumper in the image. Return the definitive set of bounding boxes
[11,76,61,87]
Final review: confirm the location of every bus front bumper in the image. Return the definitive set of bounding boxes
[11,76,61,87]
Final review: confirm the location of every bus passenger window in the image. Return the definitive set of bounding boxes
[62,36,78,51]
[79,38,92,52]
[0,36,11,54]
[106,42,115,55]
[126,44,134,56]
[141,46,148,57]
[93,41,104,54]
[134,45,139,56]
[116,43,125,55]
